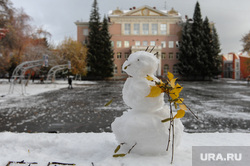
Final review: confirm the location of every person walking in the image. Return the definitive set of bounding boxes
[68,76,73,89]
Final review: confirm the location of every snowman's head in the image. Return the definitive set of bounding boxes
[122,51,159,77]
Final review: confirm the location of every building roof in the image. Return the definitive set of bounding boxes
[223,53,239,61]
[239,52,250,58]
[108,5,181,17]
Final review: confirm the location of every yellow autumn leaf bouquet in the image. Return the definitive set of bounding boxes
[146,72,197,121]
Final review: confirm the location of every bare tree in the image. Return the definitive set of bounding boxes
[241,31,250,54]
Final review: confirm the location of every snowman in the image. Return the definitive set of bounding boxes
[111,51,184,155]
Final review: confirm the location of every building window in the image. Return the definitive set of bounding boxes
[134,23,140,35]
[117,52,122,59]
[169,52,174,59]
[176,52,179,59]
[125,53,129,59]
[143,41,148,46]
[124,41,130,48]
[152,24,158,35]
[111,41,114,47]
[142,23,149,35]
[83,29,88,36]
[236,62,240,70]
[114,65,118,74]
[83,39,88,45]
[117,41,122,48]
[135,41,140,46]
[150,41,156,46]
[164,64,169,74]
[176,41,179,48]
[160,24,167,34]
[161,53,166,59]
[173,64,178,75]
[169,41,174,48]
[124,23,131,35]
[161,41,166,48]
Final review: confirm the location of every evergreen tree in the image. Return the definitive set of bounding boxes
[191,1,205,79]
[211,26,222,76]
[177,2,222,80]
[177,20,194,79]
[100,15,114,77]
[87,0,103,78]
[202,16,213,78]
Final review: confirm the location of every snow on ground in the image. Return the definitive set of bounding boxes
[1,78,250,165]
[0,132,249,166]
[0,79,97,104]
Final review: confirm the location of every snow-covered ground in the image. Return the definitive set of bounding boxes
[0,132,249,166]
[0,79,97,103]
[1,78,250,165]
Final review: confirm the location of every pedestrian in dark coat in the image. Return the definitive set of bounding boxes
[68,77,73,89]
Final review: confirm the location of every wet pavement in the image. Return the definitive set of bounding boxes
[180,81,250,133]
[0,80,250,133]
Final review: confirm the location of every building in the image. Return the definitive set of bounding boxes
[75,5,183,78]
[239,54,250,79]
[221,52,250,80]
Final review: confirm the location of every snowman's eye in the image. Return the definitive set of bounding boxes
[137,59,140,61]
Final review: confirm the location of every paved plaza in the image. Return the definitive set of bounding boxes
[0,80,250,133]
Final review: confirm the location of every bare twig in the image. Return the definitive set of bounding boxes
[166,94,173,152]
[113,142,137,158]
[47,162,75,166]
[170,92,198,119]
[171,119,175,164]
[145,46,149,52]
[6,161,37,166]
[149,46,155,53]
[182,101,198,119]
[128,142,137,154]
[166,95,175,163]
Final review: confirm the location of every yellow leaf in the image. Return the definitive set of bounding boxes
[158,79,164,86]
[174,109,185,119]
[113,154,126,157]
[174,102,178,109]
[146,86,162,97]
[169,89,179,100]
[146,75,154,81]
[104,99,113,106]
[167,72,174,81]
[161,118,173,123]
[175,83,183,93]
[176,98,184,104]
[168,78,177,88]
[179,104,187,111]
[169,93,178,100]
[114,145,121,153]
[156,80,165,91]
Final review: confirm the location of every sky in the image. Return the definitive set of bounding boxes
[10,0,250,54]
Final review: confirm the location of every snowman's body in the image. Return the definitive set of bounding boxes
[122,76,164,112]
[111,51,183,155]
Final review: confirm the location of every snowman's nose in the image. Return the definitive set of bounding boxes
[124,64,131,70]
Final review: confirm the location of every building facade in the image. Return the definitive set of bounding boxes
[75,5,183,78]
[221,52,250,80]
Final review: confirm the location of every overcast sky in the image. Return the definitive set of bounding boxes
[11,0,250,54]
